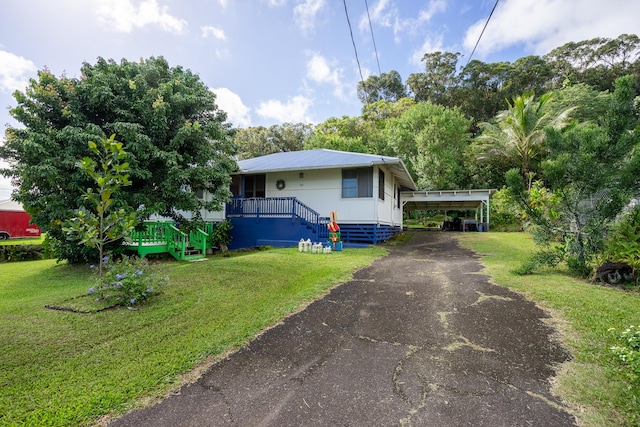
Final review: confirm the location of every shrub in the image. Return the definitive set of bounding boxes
[211,219,233,251]
[90,256,168,307]
[512,245,565,275]
[490,187,525,231]
[603,206,640,286]
[610,325,640,382]
[0,244,49,262]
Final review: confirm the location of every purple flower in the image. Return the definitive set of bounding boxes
[129,298,136,305]
[88,287,95,294]
[136,270,144,275]
[116,273,126,279]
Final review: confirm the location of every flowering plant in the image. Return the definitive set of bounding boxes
[89,255,168,307]
[610,325,640,382]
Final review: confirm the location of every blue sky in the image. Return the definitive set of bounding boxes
[1,0,639,199]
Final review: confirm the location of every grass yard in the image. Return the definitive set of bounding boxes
[0,246,386,426]
[458,232,640,427]
[0,234,45,245]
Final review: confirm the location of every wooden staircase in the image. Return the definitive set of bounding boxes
[124,222,209,261]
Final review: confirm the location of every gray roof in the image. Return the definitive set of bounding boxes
[237,149,417,190]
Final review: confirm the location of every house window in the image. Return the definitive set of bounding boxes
[378,170,385,200]
[195,189,204,200]
[230,175,242,197]
[342,167,373,198]
[244,174,266,198]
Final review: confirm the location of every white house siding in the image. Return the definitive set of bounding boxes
[374,166,403,227]
[264,168,378,224]
[198,164,405,226]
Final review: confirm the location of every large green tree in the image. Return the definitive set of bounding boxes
[544,34,640,91]
[234,122,312,159]
[384,102,471,189]
[407,52,460,105]
[357,70,407,105]
[0,57,237,262]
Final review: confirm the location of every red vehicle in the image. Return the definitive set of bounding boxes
[0,200,42,240]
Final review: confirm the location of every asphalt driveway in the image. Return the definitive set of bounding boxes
[111,231,576,426]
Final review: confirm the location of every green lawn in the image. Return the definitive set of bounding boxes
[2,233,638,426]
[458,232,640,427]
[0,234,45,245]
[0,247,386,426]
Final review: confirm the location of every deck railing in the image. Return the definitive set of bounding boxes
[227,197,329,238]
[130,221,170,246]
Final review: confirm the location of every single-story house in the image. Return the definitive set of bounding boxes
[225,149,417,249]
[132,149,495,257]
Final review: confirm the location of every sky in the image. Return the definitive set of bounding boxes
[1,0,639,200]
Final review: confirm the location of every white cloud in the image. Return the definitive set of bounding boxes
[256,96,313,123]
[217,0,229,7]
[95,0,187,34]
[361,0,446,41]
[201,25,226,40]
[410,35,444,66]
[463,0,640,58]
[393,0,445,40]
[306,53,344,98]
[267,0,287,6]
[0,50,37,93]
[294,0,325,34]
[211,87,251,128]
[359,0,393,30]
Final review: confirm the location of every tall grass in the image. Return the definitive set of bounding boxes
[0,247,386,426]
[459,232,640,426]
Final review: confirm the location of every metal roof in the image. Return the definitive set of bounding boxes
[402,189,497,211]
[237,149,417,190]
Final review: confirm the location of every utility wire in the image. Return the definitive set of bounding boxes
[364,0,381,75]
[465,0,500,67]
[342,0,364,84]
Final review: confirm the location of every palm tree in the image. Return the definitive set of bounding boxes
[475,91,574,188]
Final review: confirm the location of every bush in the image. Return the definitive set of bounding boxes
[512,245,565,275]
[610,325,640,382]
[603,206,640,286]
[89,255,168,307]
[0,244,49,262]
[211,220,233,251]
[489,187,525,231]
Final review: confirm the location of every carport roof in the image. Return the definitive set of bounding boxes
[402,189,497,211]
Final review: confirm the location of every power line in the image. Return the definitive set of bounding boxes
[364,0,381,75]
[342,0,364,84]
[465,0,500,68]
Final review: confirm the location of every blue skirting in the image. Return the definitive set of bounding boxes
[228,217,400,250]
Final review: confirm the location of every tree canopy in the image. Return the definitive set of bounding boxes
[1,56,237,262]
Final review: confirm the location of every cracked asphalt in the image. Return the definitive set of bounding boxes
[110,231,576,426]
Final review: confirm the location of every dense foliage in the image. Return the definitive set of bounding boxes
[232,33,640,281]
[1,57,237,262]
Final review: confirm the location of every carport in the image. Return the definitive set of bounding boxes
[401,189,497,231]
